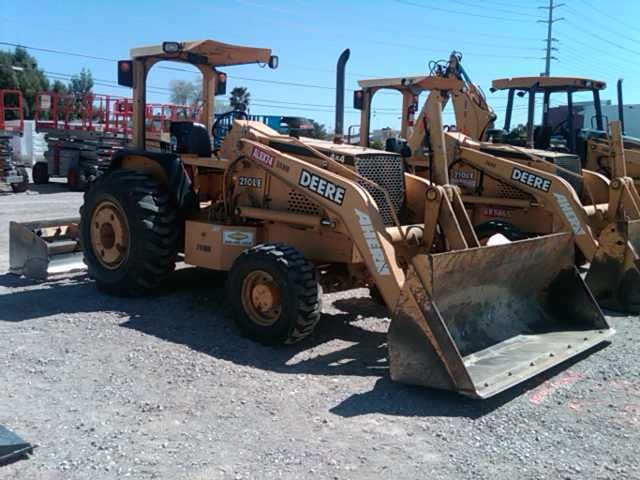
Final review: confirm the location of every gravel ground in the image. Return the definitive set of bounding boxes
[0,179,639,480]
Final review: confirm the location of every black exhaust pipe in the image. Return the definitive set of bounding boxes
[617,78,625,135]
[334,48,350,144]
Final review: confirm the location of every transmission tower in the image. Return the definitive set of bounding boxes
[538,0,565,76]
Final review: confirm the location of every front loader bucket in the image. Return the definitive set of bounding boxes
[9,218,84,280]
[586,219,640,313]
[388,232,612,399]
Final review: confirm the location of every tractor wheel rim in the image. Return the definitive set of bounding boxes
[90,200,129,269]
[241,270,282,326]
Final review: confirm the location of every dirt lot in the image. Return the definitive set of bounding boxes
[1,180,639,480]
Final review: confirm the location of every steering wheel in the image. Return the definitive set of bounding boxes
[212,110,249,147]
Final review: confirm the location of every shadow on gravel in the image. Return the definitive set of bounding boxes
[24,182,70,195]
[0,269,388,382]
[330,343,608,419]
[0,274,38,289]
[0,268,610,418]
[0,273,96,321]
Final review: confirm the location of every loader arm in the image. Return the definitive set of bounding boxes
[237,138,406,309]
[408,89,451,185]
[457,140,599,261]
[408,89,624,264]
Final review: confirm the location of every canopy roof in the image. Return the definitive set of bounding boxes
[491,76,606,93]
[130,39,272,67]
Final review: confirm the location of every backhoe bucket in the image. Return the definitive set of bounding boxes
[389,232,612,399]
[9,218,84,280]
[586,219,640,313]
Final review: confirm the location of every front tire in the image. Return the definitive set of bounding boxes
[80,169,179,295]
[227,244,321,344]
[32,162,49,184]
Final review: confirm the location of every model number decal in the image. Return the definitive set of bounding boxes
[451,170,477,188]
[238,176,263,188]
[250,146,275,168]
[196,244,211,252]
[553,193,585,235]
[354,209,390,275]
[298,169,346,205]
[511,167,551,192]
[330,153,346,163]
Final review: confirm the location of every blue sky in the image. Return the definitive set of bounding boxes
[2,0,639,132]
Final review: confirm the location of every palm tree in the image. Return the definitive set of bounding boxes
[229,87,250,112]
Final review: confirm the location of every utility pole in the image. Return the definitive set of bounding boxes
[538,0,564,76]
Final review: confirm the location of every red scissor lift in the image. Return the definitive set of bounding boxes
[0,90,28,193]
[33,91,193,189]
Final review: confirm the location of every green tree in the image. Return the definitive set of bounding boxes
[51,80,68,94]
[370,140,384,150]
[169,79,200,107]
[229,87,250,112]
[309,120,328,139]
[0,46,49,118]
[68,68,93,97]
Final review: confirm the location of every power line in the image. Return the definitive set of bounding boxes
[0,41,387,94]
[393,0,534,22]
[564,5,640,48]
[474,0,540,10]
[577,0,640,35]
[366,38,540,59]
[436,0,533,17]
[42,68,389,115]
[564,20,640,57]
[554,24,640,69]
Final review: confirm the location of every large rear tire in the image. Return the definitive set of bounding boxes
[227,244,321,344]
[32,162,49,184]
[80,169,179,295]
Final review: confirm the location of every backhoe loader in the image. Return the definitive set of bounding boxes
[489,76,640,184]
[354,53,640,312]
[9,40,612,399]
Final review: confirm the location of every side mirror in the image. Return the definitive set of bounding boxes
[268,55,279,69]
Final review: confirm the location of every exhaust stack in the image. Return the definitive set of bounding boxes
[617,78,625,135]
[334,49,350,144]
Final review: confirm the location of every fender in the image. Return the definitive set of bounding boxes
[109,149,198,213]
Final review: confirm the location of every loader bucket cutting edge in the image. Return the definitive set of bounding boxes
[9,218,84,280]
[389,232,613,399]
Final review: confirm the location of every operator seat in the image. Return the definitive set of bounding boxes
[534,125,553,150]
[170,121,211,157]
